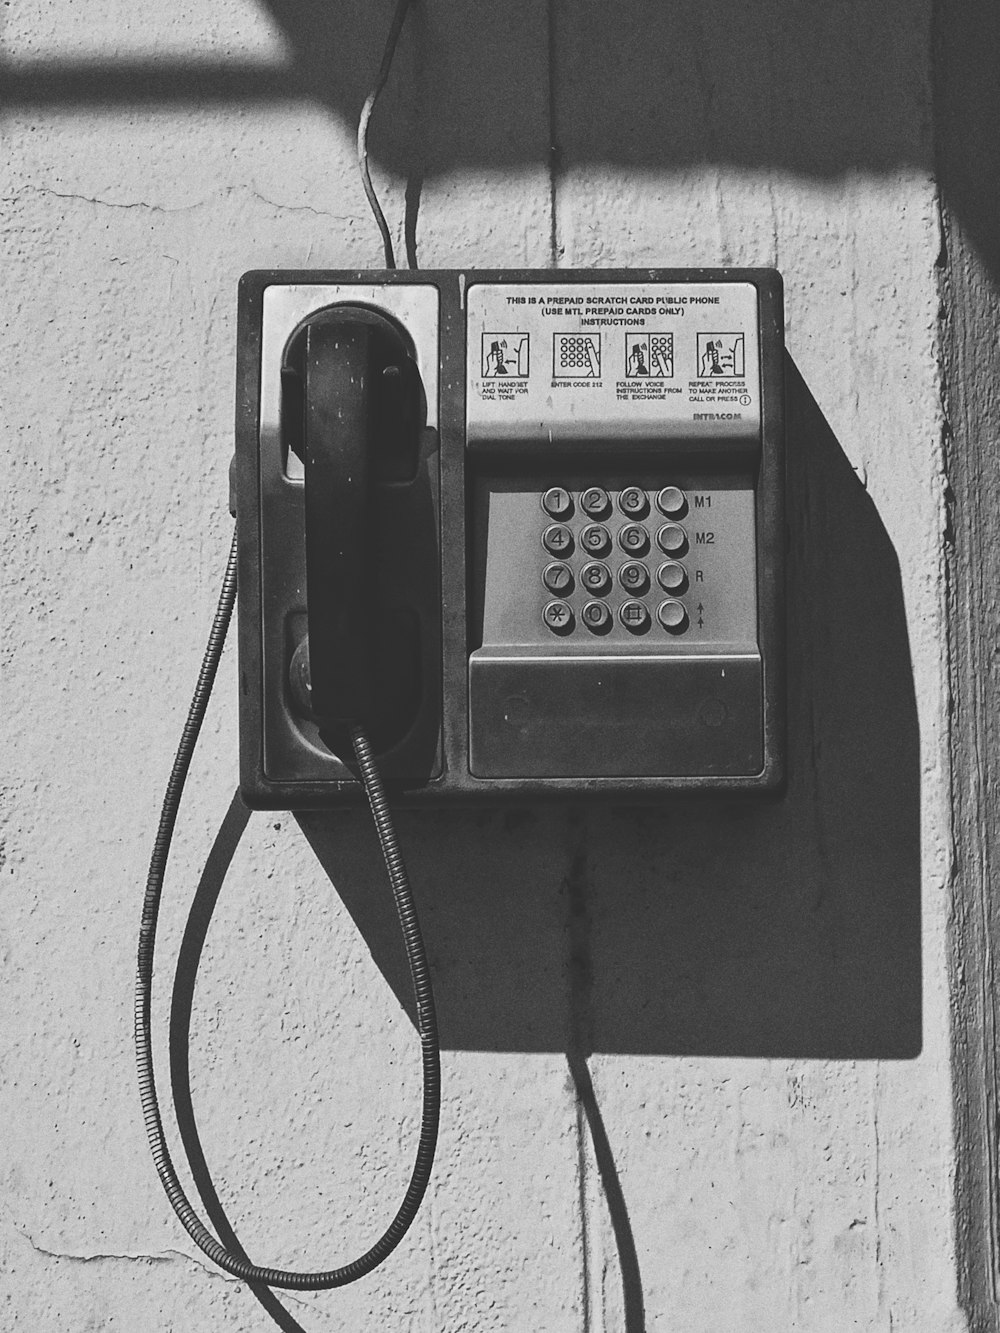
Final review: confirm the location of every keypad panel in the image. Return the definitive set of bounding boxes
[475,476,758,655]
[536,485,693,637]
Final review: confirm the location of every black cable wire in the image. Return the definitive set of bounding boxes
[358,0,413,269]
[135,527,441,1289]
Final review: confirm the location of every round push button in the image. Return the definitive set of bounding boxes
[618,600,650,633]
[543,601,574,634]
[657,561,687,592]
[543,524,574,556]
[580,524,611,556]
[542,487,573,519]
[656,523,687,555]
[656,486,687,517]
[580,561,612,595]
[618,523,650,555]
[582,601,612,633]
[657,600,688,632]
[580,486,611,518]
[618,561,649,594]
[618,486,649,518]
[542,562,573,594]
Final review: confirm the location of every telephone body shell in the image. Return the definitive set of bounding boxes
[234,269,785,807]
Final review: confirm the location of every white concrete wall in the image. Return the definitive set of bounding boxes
[2,2,971,1329]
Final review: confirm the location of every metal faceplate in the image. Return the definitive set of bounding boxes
[465,281,766,780]
[235,269,783,806]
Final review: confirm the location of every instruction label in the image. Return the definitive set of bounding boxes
[466,281,760,446]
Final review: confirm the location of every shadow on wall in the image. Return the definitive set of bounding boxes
[3,1,929,179]
[3,1,924,1056]
[300,356,921,1060]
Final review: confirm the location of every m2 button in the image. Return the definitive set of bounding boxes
[543,600,575,635]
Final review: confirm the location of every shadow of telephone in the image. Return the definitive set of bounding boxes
[235,269,785,806]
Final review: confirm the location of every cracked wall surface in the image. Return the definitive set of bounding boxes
[0,1,972,1329]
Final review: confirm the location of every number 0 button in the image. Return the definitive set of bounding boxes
[543,524,573,556]
[582,601,612,632]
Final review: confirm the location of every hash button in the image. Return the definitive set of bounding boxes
[618,600,650,632]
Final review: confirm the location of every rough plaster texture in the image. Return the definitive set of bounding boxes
[0,2,982,1329]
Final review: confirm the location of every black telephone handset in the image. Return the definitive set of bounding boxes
[277,305,434,767]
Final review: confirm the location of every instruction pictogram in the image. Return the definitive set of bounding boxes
[553,332,601,379]
[625,332,674,378]
[696,333,745,378]
[482,333,529,378]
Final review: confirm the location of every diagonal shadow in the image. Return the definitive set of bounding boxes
[300,354,921,1062]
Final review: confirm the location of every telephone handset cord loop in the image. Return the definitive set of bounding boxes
[134,526,441,1289]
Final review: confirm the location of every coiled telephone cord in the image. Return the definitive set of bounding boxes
[134,528,441,1289]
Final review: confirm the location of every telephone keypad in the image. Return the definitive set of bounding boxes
[538,486,693,637]
[582,601,612,632]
